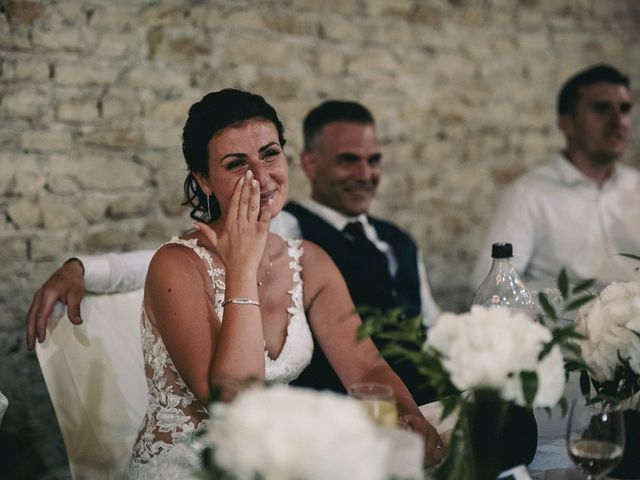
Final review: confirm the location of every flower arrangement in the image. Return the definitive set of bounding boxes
[428,306,566,408]
[197,384,424,480]
[539,260,640,479]
[360,305,567,479]
[575,280,640,405]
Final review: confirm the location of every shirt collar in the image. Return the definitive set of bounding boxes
[300,198,370,232]
[553,152,620,188]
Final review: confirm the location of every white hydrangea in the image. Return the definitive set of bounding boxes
[426,306,565,407]
[577,281,640,382]
[204,385,421,480]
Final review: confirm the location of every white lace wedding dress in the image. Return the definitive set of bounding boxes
[129,237,314,479]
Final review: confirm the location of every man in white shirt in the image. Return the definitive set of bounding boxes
[26,100,440,402]
[471,64,640,291]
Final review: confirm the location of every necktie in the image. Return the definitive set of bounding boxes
[343,221,389,271]
[343,221,370,244]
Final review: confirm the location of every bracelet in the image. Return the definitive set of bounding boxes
[64,257,85,275]
[222,297,261,308]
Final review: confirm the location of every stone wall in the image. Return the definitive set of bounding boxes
[1,0,639,475]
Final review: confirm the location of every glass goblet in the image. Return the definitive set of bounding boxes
[566,401,625,479]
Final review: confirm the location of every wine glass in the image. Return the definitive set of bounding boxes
[566,401,625,479]
[348,382,398,428]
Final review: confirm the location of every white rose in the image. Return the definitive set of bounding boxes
[577,281,640,382]
[205,385,417,480]
[427,306,565,407]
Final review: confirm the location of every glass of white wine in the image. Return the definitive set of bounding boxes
[348,382,398,428]
[566,401,625,479]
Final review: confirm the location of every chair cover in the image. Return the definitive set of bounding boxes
[36,289,147,479]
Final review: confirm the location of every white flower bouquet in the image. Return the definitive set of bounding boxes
[576,280,640,404]
[428,306,566,408]
[198,385,424,480]
[360,305,567,480]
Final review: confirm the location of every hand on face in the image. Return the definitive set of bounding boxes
[193,169,273,279]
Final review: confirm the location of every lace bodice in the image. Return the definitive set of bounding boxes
[130,237,313,472]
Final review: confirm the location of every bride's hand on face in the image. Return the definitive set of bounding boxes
[194,169,273,276]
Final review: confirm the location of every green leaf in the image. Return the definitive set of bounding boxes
[557,396,568,416]
[617,253,640,262]
[538,340,554,361]
[520,371,538,407]
[558,268,569,299]
[538,292,557,320]
[579,370,592,398]
[565,294,595,312]
[572,278,596,294]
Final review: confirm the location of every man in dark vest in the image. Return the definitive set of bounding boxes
[270,101,441,404]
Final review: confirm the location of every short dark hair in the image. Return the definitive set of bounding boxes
[302,100,375,150]
[181,89,286,221]
[557,64,630,116]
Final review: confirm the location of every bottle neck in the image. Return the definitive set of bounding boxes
[489,257,517,279]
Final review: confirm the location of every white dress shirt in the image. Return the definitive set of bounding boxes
[471,154,640,290]
[81,199,441,326]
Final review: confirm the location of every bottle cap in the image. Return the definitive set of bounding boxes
[491,242,513,258]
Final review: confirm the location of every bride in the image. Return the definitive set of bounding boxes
[128,89,443,478]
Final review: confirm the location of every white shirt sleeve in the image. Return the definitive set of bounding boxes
[417,250,441,328]
[78,250,155,294]
[470,182,536,290]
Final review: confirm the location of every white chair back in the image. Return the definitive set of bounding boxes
[36,289,147,480]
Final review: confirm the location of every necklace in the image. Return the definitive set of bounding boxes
[257,239,273,287]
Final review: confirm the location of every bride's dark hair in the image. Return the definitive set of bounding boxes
[181,89,286,222]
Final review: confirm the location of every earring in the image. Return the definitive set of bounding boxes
[206,195,212,220]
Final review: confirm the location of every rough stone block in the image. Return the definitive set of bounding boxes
[21,129,72,152]
[4,0,44,25]
[142,122,182,148]
[0,235,27,260]
[263,12,316,36]
[7,198,42,229]
[320,14,366,43]
[56,99,100,122]
[2,89,51,119]
[50,152,148,191]
[0,152,45,195]
[77,192,109,224]
[94,32,138,58]
[41,197,86,230]
[55,63,120,86]
[101,90,144,119]
[125,65,190,90]
[11,58,50,81]
[31,28,89,52]
[144,97,193,122]
[82,127,143,150]
[107,192,153,218]
[30,232,69,260]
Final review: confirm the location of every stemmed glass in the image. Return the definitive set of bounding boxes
[566,401,625,479]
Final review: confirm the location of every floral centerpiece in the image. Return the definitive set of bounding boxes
[575,280,640,405]
[537,259,640,478]
[361,305,567,479]
[197,384,425,480]
[572,279,640,478]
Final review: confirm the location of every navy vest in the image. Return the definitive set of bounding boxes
[285,201,435,404]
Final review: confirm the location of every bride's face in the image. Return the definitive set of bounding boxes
[197,118,288,219]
